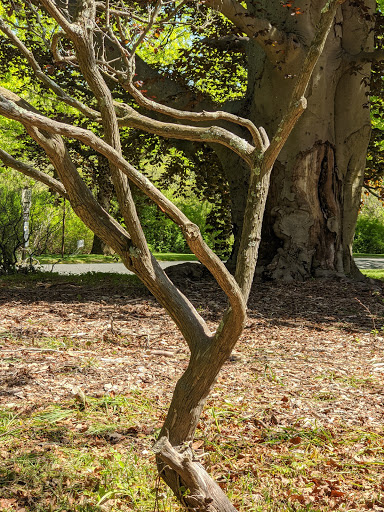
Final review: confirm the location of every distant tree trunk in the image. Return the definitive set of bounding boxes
[61,198,66,258]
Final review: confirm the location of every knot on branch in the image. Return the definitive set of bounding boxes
[182,223,201,241]
[298,97,307,110]
[129,245,142,258]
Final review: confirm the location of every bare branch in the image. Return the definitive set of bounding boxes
[0,148,68,198]
[0,91,245,329]
[120,79,264,150]
[26,0,51,49]
[38,0,74,33]
[262,97,307,173]
[96,0,189,25]
[88,14,262,149]
[105,0,110,27]
[51,31,78,65]
[66,0,152,261]
[115,103,257,163]
[156,0,189,24]
[95,1,148,23]
[129,0,162,57]
[363,184,383,200]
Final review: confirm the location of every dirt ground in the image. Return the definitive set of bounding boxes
[1,273,384,511]
[1,275,384,427]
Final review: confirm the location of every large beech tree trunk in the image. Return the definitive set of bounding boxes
[222,0,374,280]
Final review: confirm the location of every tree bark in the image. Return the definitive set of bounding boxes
[221,0,375,280]
[90,156,114,255]
[124,1,375,281]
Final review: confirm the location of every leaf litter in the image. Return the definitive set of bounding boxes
[0,273,384,511]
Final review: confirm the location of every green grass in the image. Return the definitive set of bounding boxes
[153,252,197,261]
[35,252,384,266]
[361,269,384,280]
[353,253,384,258]
[0,395,178,512]
[36,253,197,264]
[192,394,384,511]
[36,254,120,264]
[2,365,384,511]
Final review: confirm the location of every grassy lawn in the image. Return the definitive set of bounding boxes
[36,253,198,264]
[2,391,384,512]
[353,253,384,258]
[0,395,168,512]
[360,269,384,280]
[35,253,384,265]
[153,252,197,262]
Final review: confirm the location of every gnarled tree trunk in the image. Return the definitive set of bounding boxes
[0,1,371,510]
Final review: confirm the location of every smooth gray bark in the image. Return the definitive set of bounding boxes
[217,0,375,280]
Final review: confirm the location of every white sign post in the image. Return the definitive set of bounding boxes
[21,187,32,262]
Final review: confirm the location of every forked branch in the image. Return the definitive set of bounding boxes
[0,90,245,348]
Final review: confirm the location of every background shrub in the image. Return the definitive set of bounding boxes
[353,215,384,254]
[30,191,93,255]
[353,194,384,254]
[1,167,228,258]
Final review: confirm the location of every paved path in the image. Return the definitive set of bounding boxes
[40,258,384,275]
[354,257,384,269]
[40,261,197,275]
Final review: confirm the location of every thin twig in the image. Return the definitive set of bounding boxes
[355,297,377,332]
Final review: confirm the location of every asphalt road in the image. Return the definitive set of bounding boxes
[39,258,384,275]
[353,257,384,269]
[40,261,196,275]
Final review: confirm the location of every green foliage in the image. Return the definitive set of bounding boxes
[163,7,247,104]
[0,168,220,259]
[364,5,384,196]
[135,187,226,255]
[354,195,384,255]
[30,192,94,255]
[121,132,233,255]
[0,170,93,260]
[353,215,384,254]
[0,1,236,256]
